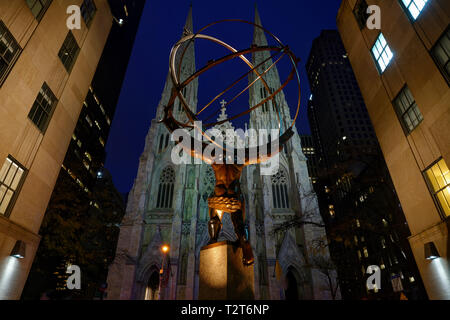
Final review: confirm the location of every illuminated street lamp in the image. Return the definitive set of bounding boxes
[158,244,170,300]
[424,242,440,260]
[10,240,26,259]
[161,244,170,254]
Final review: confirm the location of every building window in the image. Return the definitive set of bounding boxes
[371,33,394,73]
[353,0,369,29]
[424,159,450,217]
[0,157,26,217]
[271,169,290,209]
[400,0,429,20]
[28,82,57,133]
[431,27,450,85]
[156,167,175,209]
[81,0,97,27]
[393,86,423,133]
[328,204,335,217]
[0,21,22,87]
[58,31,80,72]
[25,0,52,21]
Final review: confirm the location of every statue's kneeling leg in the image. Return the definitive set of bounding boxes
[208,209,222,244]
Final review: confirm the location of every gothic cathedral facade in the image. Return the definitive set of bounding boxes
[106,6,339,300]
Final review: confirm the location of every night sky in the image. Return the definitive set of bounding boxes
[105,0,342,194]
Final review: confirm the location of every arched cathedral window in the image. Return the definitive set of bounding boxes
[271,169,290,209]
[156,167,175,208]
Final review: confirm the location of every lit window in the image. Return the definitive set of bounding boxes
[25,0,52,21]
[0,21,22,87]
[328,204,335,216]
[85,115,93,127]
[401,0,429,20]
[363,247,369,258]
[0,157,26,216]
[371,33,393,73]
[393,86,423,133]
[356,219,361,228]
[58,31,80,72]
[99,137,105,147]
[83,160,90,170]
[424,159,450,217]
[84,152,92,162]
[28,82,57,133]
[80,0,97,27]
[431,27,450,84]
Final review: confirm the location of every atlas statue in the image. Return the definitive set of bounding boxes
[159,19,301,266]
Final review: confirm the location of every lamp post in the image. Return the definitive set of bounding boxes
[158,244,170,300]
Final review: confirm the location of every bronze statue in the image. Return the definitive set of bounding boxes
[159,19,300,266]
[207,163,253,264]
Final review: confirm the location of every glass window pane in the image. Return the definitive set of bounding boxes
[0,158,12,181]
[0,185,6,202]
[0,189,13,214]
[426,166,439,192]
[438,160,450,185]
[10,168,24,190]
[431,164,446,190]
[379,34,386,47]
[436,189,450,217]
[432,45,447,65]
[4,163,17,186]
[31,3,43,18]
[402,0,412,7]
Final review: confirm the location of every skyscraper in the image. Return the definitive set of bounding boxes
[22,0,146,299]
[337,0,449,299]
[0,0,112,299]
[107,6,339,300]
[306,30,425,299]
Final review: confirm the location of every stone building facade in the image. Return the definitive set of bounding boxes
[0,0,112,299]
[107,6,339,300]
[337,0,450,299]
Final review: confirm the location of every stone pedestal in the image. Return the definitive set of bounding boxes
[199,241,254,300]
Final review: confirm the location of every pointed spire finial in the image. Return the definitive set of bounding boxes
[183,4,193,36]
[253,3,267,46]
[254,2,262,27]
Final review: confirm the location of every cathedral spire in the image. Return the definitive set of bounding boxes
[183,4,194,36]
[155,5,198,119]
[253,4,268,47]
[249,6,291,130]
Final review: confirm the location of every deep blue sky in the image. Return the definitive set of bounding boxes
[105,0,342,194]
